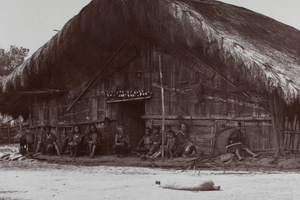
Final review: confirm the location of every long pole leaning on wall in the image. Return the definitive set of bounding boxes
[159,55,165,161]
[66,27,139,113]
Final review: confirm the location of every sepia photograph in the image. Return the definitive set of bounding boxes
[0,0,300,199]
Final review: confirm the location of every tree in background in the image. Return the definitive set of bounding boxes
[0,45,29,76]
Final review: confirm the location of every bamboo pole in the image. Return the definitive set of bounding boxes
[34,127,38,151]
[8,126,10,144]
[159,55,165,161]
[293,115,297,130]
[211,120,217,155]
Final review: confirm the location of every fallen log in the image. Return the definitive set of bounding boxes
[157,178,220,191]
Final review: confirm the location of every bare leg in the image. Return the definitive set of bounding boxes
[89,144,92,155]
[91,145,96,157]
[244,148,259,157]
[73,146,78,157]
[54,143,61,156]
[153,150,161,159]
[235,149,243,160]
[70,145,74,157]
[35,141,42,154]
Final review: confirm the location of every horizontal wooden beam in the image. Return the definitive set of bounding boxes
[17,89,64,95]
[107,96,151,104]
[141,115,272,121]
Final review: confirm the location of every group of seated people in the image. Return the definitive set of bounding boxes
[32,122,197,160]
[30,120,259,161]
[34,124,104,158]
[135,123,197,160]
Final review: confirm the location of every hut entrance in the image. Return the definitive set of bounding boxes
[119,100,145,147]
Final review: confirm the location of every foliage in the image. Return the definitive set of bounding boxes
[0,45,29,76]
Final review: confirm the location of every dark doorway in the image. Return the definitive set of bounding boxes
[119,100,145,147]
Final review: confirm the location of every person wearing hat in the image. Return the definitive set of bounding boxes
[35,125,60,156]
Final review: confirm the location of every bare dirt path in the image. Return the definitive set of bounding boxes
[1,144,300,200]
[1,162,300,200]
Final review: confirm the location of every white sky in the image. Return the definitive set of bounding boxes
[0,0,299,57]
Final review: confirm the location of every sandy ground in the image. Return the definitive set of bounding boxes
[1,161,300,200]
[1,145,300,200]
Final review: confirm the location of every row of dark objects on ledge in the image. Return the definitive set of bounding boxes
[106,90,153,99]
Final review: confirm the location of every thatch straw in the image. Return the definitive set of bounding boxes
[1,0,300,116]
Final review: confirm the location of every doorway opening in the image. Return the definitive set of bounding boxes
[119,100,145,147]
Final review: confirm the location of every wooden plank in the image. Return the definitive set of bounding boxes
[8,126,10,144]
[49,99,58,125]
[293,132,299,151]
[293,115,298,130]
[34,127,38,150]
[285,116,289,129]
[91,97,98,121]
[211,120,217,155]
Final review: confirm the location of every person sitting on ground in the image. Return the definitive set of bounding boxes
[226,121,260,161]
[175,123,196,157]
[147,129,173,161]
[35,125,60,156]
[102,117,114,155]
[87,124,102,158]
[113,126,131,157]
[137,127,153,154]
[68,125,83,157]
[146,126,162,157]
[14,127,33,155]
[165,130,176,159]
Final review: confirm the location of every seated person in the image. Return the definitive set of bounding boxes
[175,123,196,157]
[165,130,176,159]
[226,121,259,161]
[148,129,176,160]
[87,124,102,158]
[102,117,114,155]
[68,125,83,157]
[14,128,33,155]
[113,126,131,157]
[137,127,153,154]
[146,126,162,156]
[35,125,60,156]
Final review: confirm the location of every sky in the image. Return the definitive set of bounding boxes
[0,0,300,57]
[0,0,91,55]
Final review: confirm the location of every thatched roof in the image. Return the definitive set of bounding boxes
[1,0,300,117]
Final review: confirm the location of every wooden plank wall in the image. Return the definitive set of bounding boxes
[146,50,268,118]
[0,124,28,144]
[283,114,300,152]
[28,48,277,154]
[244,121,274,151]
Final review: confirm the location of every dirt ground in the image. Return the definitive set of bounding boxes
[1,144,300,200]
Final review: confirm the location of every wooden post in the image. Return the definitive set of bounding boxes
[269,92,284,156]
[211,120,217,155]
[34,127,38,151]
[159,55,165,161]
[8,126,10,144]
